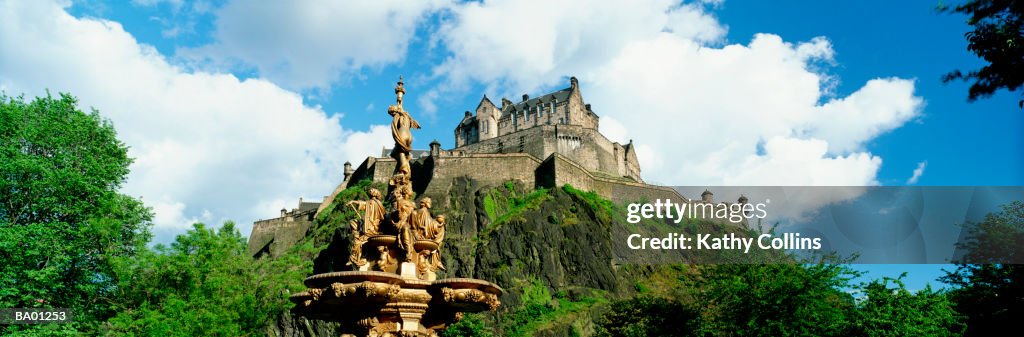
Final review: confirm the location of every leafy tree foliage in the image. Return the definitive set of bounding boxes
[598,260,965,337]
[940,0,1024,108]
[686,263,860,337]
[942,201,1024,337]
[441,313,494,337]
[103,222,290,336]
[854,276,964,337]
[0,93,152,335]
[594,296,694,337]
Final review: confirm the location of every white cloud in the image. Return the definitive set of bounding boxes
[183,0,448,90]
[907,161,927,184]
[435,0,923,187]
[0,0,391,242]
[430,0,725,98]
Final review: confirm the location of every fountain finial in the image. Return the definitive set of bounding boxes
[395,75,405,106]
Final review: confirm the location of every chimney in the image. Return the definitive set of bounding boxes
[343,161,354,181]
[522,94,529,102]
[570,76,579,88]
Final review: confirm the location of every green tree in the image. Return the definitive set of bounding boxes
[595,296,695,337]
[104,222,277,336]
[684,263,860,337]
[940,0,1024,108]
[941,201,1024,337]
[0,93,152,335]
[854,275,964,337]
[441,313,493,337]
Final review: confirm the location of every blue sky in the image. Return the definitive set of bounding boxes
[2,0,1021,291]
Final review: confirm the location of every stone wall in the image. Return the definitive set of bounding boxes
[453,125,550,161]
[451,124,641,182]
[537,153,684,205]
[320,149,667,213]
[248,210,315,257]
[422,153,542,205]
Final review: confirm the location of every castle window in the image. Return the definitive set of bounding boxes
[519,136,524,152]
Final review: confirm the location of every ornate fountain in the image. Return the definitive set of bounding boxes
[290,77,502,337]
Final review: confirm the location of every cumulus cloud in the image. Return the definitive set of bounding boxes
[0,0,391,241]
[435,0,923,187]
[431,0,725,98]
[183,0,448,90]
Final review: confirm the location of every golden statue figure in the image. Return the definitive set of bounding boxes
[345,188,386,267]
[390,184,417,263]
[411,197,434,240]
[388,77,420,176]
[347,188,385,236]
[344,76,448,275]
[430,215,446,272]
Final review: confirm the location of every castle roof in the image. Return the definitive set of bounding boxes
[507,87,573,111]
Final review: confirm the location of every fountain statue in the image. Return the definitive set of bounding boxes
[290,77,502,337]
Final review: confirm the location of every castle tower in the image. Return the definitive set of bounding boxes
[429,139,441,157]
[343,161,354,181]
[475,95,498,141]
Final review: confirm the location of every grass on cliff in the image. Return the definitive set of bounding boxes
[312,179,388,245]
[444,277,609,337]
[480,181,550,236]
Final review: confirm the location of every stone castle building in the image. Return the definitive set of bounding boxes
[452,76,642,183]
[249,77,702,256]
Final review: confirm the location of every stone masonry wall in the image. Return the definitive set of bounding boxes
[422,153,542,205]
[451,124,641,182]
[248,211,315,257]
[538,153,684,205]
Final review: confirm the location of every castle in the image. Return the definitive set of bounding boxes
[452,76,642,183]
[248,77,692,257]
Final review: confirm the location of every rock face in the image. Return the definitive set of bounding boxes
[442,178,625,299]
[262,176,651,336]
